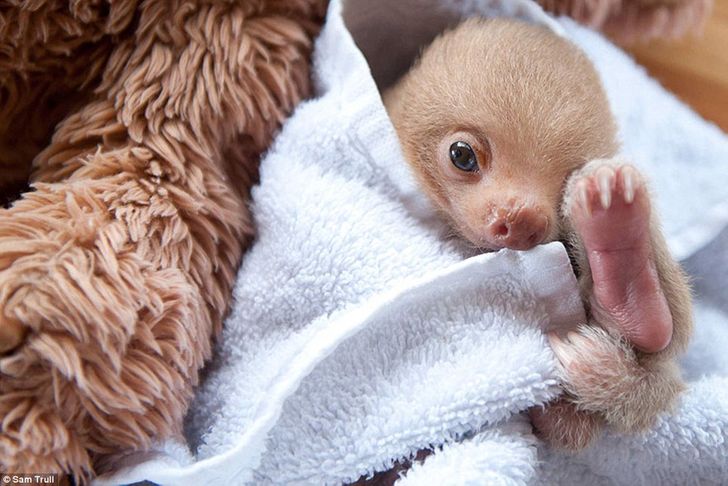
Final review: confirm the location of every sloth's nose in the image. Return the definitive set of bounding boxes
[486,206,548,250]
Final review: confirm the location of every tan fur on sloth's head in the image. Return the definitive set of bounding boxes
[384,18,619,251]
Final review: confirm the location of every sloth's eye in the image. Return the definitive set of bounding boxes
[449,141,478,172]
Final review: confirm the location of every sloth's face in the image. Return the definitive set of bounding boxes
[424,128,567,251]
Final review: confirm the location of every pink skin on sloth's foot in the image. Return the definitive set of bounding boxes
[532,164,675,449]
[567,164,673,353]
[529,398,603,451]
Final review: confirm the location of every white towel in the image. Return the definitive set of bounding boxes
[97,1,728,484]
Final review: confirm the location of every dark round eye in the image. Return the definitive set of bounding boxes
[449,141,478,172]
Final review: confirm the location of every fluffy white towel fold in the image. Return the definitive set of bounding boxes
[98,1,728,484]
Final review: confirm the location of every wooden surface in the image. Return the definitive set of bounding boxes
[624,0,728,132]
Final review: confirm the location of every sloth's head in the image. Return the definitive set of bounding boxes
[385,18,618,250]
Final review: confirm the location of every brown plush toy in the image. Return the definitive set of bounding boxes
[538,0,712,43]
[0,0,326,481]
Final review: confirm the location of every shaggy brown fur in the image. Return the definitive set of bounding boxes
[538,0,712,43]
[0,0,326,481]
[385,18,692,452]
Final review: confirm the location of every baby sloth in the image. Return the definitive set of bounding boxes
[384,18,693,449]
